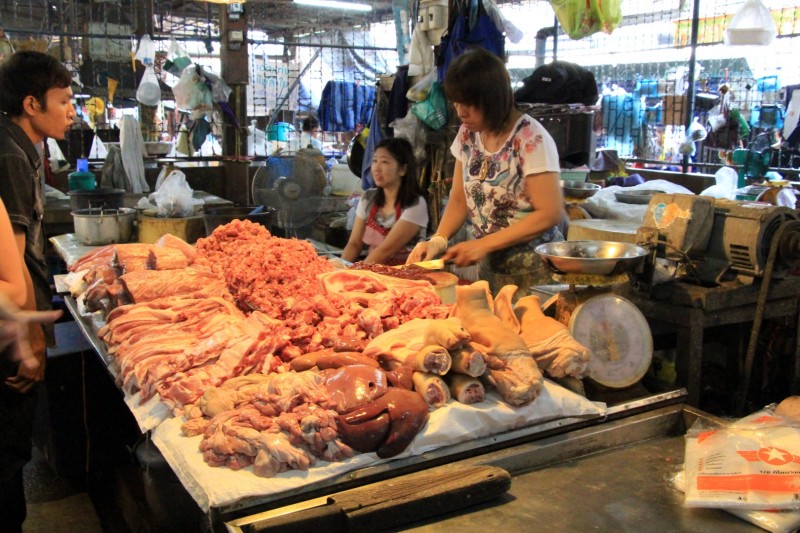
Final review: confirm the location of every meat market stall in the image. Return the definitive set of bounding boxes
[50,219,743,531]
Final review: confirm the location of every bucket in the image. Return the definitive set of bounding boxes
[138,214,205,244]
[203,206,275,236]
[72,207,136,245]
[267,122,294,142]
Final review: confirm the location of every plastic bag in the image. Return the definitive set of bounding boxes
[166,40,192,76]
[172,65,214,119]
[407,69,437,102]
[391,113,427,162]
[549,0,622,40]
[672,468,800,533]
[725,0,777,46]
[411,81,448,130]
[134,34,155,67]
[684,409,800,510]
[149,170,199,218]
[136,66,161,106]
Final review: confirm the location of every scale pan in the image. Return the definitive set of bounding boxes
[535,240,649,276]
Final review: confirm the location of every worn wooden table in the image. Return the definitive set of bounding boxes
[629,277,800,411]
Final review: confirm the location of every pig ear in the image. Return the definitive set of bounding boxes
[493,285,520,334]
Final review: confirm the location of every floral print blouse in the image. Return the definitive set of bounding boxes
[450,114,563,265]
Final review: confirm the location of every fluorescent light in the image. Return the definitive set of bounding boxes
[294,0,372,12]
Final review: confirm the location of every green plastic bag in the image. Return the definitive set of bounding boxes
[411,81,448,130]
[550,0,622,40]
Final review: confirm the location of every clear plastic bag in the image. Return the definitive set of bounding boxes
[136,66,161,106]
[149,170,200,218]
[725,0,777,46]
[407,69,437,103]
[172,66,214,119]
[390,114,427,162]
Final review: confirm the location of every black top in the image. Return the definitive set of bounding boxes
[0,114,52,326]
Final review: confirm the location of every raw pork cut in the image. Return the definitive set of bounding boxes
[514,295,589,379]
[450,281,543,406]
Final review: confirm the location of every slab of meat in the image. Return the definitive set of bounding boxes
[156,233,196,263]
[68,244,116,272]
[362,318,468,371]
[120,267,228,303]
[112,244,154,273]
[186,371,354,477]
[514,295,590,379]
[319,270,438,307]
[451,281,542,406]
[147,246,189,270]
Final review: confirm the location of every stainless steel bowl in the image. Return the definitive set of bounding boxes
[534,240,649,275]
[561,180,601,199]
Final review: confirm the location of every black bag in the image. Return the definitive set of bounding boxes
[514,61,599,106]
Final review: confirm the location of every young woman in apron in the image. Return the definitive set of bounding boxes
[342,138,428,265]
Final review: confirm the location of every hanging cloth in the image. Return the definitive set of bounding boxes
[361,89,385,190]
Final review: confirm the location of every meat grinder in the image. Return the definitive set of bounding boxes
[635,193,800,287]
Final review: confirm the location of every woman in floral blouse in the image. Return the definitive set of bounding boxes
[408,47,565,296]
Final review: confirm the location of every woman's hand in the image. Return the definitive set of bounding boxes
[443,239,491,267]
[0,294,61,393]
[406,234,448,264]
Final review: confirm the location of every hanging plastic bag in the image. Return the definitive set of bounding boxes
[172,65,214,119]
[134,34,156,67]
[724,0,777,46]
[165,40,192,77]
[407,69,437,102]
[411,81,448,130]
[136,66,161,106]
[549,0,622,40]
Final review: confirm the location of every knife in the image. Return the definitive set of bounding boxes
[410,258,454,270]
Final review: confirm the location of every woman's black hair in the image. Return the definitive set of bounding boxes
[301,115,320,133]
[372,137,423,210]
[0,51,73,117]
[443,47,513,134]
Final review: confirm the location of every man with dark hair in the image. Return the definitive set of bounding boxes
[0,50,75,533]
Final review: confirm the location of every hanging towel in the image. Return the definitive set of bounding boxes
[408,26,434,77]
[101,144,128,190]
[119,115,149,193]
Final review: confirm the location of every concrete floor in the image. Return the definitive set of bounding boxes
[23,446,102,532]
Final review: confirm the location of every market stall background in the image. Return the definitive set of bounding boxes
[0,0,797,174]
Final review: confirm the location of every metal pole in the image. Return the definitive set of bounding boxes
[682,0,701,173]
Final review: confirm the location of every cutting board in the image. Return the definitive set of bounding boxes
[238,464,511,531]
[567,219,640,244]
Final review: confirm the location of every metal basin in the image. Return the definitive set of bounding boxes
[535,240,649,275]
[561,181,601,199]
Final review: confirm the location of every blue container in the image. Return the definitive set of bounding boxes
[267,122,295,142]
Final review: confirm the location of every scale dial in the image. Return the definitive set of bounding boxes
[568,293,653,388]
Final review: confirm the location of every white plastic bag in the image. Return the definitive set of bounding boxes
[150,170,200,218]
[136,66,161,106]
[684,410,800,510]
[134,34,156,67]
[724,0,777,46]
